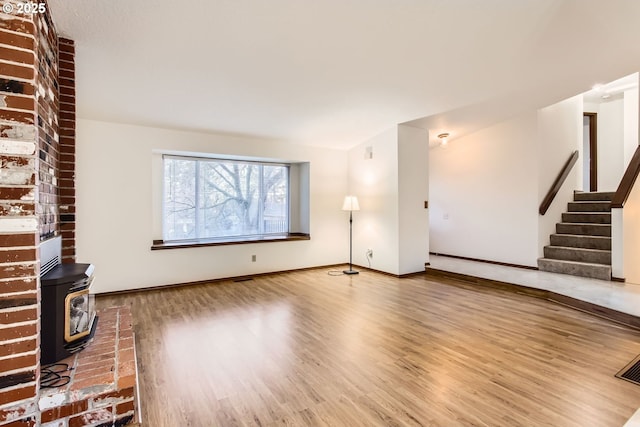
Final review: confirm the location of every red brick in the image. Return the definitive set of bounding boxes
[0,353,37,372]
[58,78,73,89]
[0,338,36,358]
[69,408,112,427]
[0,187,34,201]
[76,352,115,367]
[93,387,135,403]
[118,337,134,350]
[58,183,74,192]
[0,30,34,51]
[59,84,74,95]
[0,202,37,217]
[0,63,33,81]
[3,417,36,427]
[116,399,135,415]
[0,46,34,65]
[2,95,34,111]
[59,127,74,137]
[0,80,35,96]
[0,233,37,248]
[60,230,74,239]
[0,248,36,263]
[58,59,75,70]
[58,68,74,79]
[58,111,73,121]
[70,373,114,392]
[60,220,75,230]
[59,248,74,258]
[58,41,74,53]
[0,18,35,36]
[40,400,88,423]
[0,109,34,124]
[0,403,31,423]
[0,384,35,406]
[0,323,36,341]
[117,374,136,390]
[0,278,37,294]
[0,307,36,324]
[0,263,37,279]
[60,170,76,179]
[59,119,74,130]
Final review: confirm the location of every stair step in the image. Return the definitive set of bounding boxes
[574,191,616,202]
[561,212,611,224]
[550,234,611,250]
[556,223,611,236]
[543,245,611,264]
[567,201,611,212]
[537,258,611,280]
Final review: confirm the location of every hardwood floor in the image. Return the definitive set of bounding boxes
[97,269,640,426]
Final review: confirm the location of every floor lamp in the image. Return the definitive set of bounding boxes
[342,196,360,275]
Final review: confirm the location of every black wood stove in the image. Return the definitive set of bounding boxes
[40,237,98,365]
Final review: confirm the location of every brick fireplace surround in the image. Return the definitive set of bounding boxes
[1,1,138,425]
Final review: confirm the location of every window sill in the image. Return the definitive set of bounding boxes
[150,233,310,250]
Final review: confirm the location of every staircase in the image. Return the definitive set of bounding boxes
[538,191,614,280]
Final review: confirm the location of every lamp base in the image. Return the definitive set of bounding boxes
[343,269,359,275]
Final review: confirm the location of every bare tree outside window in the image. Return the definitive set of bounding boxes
[163,157,289,241]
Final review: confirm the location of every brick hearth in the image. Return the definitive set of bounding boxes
[38,306,138,427]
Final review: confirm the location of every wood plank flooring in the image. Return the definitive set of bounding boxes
[97,269,640,426]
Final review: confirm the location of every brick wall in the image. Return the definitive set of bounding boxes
[0,0,77,424]
[57,38,75,264]
[0,2,41,425]
[35,8,59,243]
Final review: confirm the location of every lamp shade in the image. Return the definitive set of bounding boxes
[342,196,360,211]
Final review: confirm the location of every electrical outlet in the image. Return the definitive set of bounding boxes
[366,249,373,258]
[251,255,256,262]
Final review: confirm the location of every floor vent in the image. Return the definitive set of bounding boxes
[616,355,640,386]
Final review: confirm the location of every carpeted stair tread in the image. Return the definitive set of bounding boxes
[567,201,611,212]
[550,234,611,250]
[561,212,611,224]
[537,258,611,280]
[573,191,616,201]
[556,223,611,236]
[543,245,611,264]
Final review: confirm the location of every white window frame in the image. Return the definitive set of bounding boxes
[162,154,291,242]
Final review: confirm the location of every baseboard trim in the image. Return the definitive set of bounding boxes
[351,264,426,278]
[612,276,626,283]
[96,263,346,297]
[425,267,640,330]
[429,252,538,270]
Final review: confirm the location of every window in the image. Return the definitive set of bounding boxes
[163,155,289,242]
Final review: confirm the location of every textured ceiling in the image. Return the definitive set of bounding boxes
[48,0,640,149]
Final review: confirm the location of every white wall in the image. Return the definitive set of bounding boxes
[537,95,583,255]
[397,125,429,274]
[624,85,639,168]
[614,76,639,281]
[346,125,429,276]
[597,97,625,191]
[347,127,400,274]
[76,119,348,293]
[429,112,539,267]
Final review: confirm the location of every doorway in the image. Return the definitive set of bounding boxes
[583,112,598,191]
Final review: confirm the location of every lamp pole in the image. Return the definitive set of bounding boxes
[344,209,358,275]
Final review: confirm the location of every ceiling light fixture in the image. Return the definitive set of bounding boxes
[438,132,450,148]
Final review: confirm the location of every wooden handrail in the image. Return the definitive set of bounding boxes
[539,150,579,215]
[612,145,640,208]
